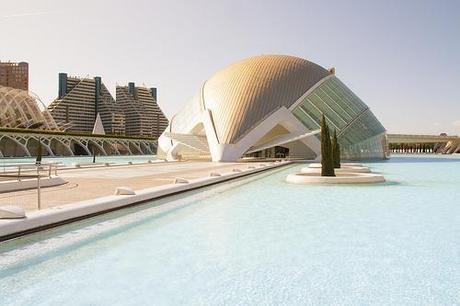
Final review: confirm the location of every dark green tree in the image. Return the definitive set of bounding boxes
[36,137,43,165]
[332,129,341,168]
[92,147,96,163]
[320,114,335,177]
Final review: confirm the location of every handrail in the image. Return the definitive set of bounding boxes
[0,162,61,168]
[0,163,59,181]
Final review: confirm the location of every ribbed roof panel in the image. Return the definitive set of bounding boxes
[202,55,330,143]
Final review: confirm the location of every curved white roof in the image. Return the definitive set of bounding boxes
[201,55,330,143]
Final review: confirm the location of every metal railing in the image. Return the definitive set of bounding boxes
[1,163,59,181]
[0,163,61,210]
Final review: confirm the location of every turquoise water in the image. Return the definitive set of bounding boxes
[0,155,157,167]
[0,155,459,305]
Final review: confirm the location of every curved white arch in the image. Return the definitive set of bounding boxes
[0,135,31,156]
[88,139,107,155]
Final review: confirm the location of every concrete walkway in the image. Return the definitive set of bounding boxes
[0,161,254,211]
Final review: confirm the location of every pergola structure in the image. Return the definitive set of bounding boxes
[0,86,158,157]
[0,86,64,130]
[0,130,157,157]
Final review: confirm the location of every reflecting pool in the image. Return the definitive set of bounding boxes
[0,155,459,305]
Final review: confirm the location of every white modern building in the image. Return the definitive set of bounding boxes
[158,55,386,161]
[0,85,157,157]
[0,85,60,130]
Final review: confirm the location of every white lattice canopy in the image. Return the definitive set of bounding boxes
[0,86,60,130]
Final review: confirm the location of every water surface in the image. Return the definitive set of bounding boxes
[0,155,459,305]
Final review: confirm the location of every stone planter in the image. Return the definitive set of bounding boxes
[286,172,385,184]
[300,166,371,174]
[307,162,364,168]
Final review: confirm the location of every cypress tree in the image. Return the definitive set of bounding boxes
[320,114,335,177]
[36,137,43,165]
[332,129,341,168]
[92,147,96,163]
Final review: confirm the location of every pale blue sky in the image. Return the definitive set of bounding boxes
[1,0,459,134]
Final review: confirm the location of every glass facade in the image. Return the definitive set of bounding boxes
[292,76,386,159]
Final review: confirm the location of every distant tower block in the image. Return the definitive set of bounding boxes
[47,73,168,138]
[150,87,157,100]
[94,76,102,119]
[58,73,67,99]
[116,84,168,138]
[0,61,29,90]
[48,74,125,135]
[128,82,135,95]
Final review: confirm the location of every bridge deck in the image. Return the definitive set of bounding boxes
[387,134,460,143]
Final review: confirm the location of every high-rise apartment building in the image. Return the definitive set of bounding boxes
[0,61,29,90]
[116,83,169,138]
[48,74,125,134]
[47,74,168,138]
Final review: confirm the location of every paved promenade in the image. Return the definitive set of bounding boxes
[0,161,252,211]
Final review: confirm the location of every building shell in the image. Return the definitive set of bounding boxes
[0,86,60,130]
[0,130,157,157]
[0,84,159,157]
[158,55,386,161]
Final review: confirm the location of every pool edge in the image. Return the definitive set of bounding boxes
[0,161,293,242]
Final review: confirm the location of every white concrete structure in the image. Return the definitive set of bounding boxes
[0,86,61,130]
[0,130,157,157]
[307,162,364,168]
[158,55,386,162]
[286,172,385,184]
[0,206,26,219]
[92,113,106,135]
[387,134,460,154]
[0,176,67,193]
[114,187,136,195]
[300,166,371,174]
[0,84,158,157]
[0,161,291,239]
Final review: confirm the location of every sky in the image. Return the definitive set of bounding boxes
[1,0,459,134]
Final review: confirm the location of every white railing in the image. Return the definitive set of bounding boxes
[0,163,61,210]
[1,163,59,181]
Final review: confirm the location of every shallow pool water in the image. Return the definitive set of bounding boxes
[0,155,459,305]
